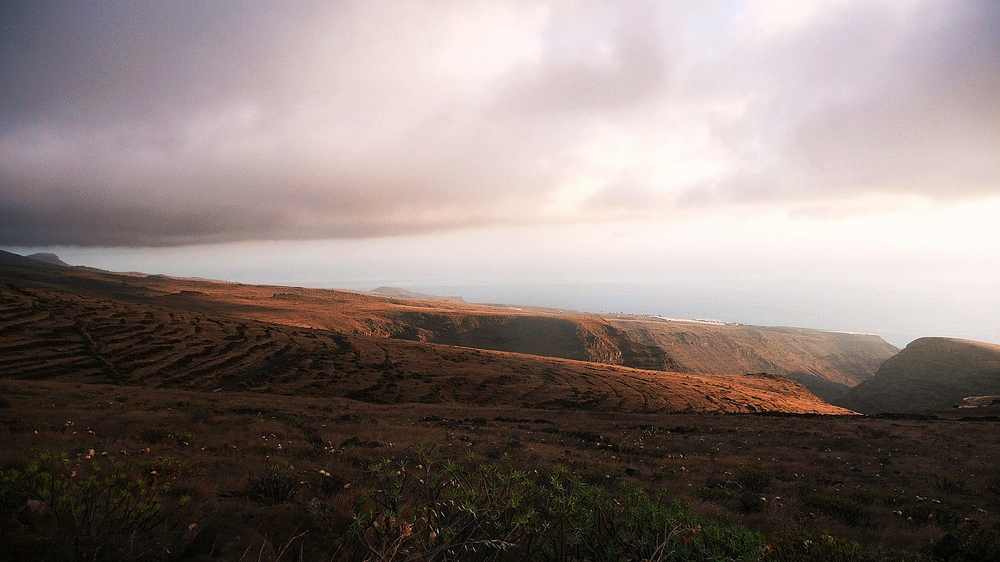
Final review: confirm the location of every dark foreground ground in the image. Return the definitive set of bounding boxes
[2,380,999,561]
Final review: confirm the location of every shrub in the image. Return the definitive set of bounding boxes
[736,466,772,493]
[701,468,771,513]
[932,522,1000,562]
[188,407,212,423]
[140,428,169,444]
[988,474,1000,497]
[739,492,767,513]
[767,532,919,562]
[0,451,175,561]
[139,429,193,446]
[343,456,766,561]
[802,492,871,527]
[316,470,346,497]
[933,475,967,495]
[697,485,736,503]
[246,466,300,505]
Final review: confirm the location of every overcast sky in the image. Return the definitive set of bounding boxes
[2,1,999,345]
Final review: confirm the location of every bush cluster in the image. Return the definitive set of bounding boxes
[3,451,996,561]
[0,451,175,561]
[344,456,764,561]
[245,465,301,505]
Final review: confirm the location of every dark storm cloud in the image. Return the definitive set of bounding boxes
[1,0,997,246]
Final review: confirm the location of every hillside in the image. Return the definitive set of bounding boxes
[0,275,849,415]
[161,284,897,396]
[26,252,69,266]
[605,318,896,400]
[0,252,895,400]
[839,337,1000,414]
[369,286,465,302]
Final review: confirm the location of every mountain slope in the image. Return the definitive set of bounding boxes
[839,337,1000,414]
[0,250,895,399]
[0,280,849,414]
[605,318,896,400]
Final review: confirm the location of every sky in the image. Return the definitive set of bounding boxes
[2,1,999,346]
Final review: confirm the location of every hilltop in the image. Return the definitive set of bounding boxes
[839,337,1000,414]
[26,252,69,266]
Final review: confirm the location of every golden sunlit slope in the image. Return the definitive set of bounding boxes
[175,285,896,400]
[0,272,849,415]
[0,250,895,402]
[839,337,1000,414]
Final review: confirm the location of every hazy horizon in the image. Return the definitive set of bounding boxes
[3,1,998,349]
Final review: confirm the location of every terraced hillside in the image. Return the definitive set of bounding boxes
[0,251,896,401]
[0,282,849,414]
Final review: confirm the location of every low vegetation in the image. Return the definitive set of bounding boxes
[0,452,180,561]
[245,465,301,506]
[0,449,889,562]
[345,454,765,561]
[3,434,998,562]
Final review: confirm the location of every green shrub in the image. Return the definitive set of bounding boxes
[932,522,1000,562]
[933,475,967,495]
[246,466,300,505]
[188,407,212,424]
[140,428,169,444]
[767,533,919,562]
[700,468,771,514]
[139,429,193,446]
[802,492,871,527]
[988,474,1000,497]
[739,492,767,513]
[736,466,772,493]
[0,451,173,561]
[344,456,766,561]
[698,485,736,503]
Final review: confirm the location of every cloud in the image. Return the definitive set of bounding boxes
[0,0,997,246]
[682,0,1000,207]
